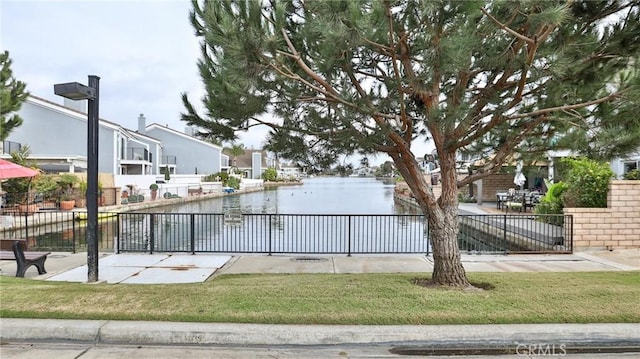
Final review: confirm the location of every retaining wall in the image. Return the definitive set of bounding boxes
[564,180,640,250]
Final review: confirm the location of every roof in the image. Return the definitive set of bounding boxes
[223,149,269,168]
[145,123,223,150]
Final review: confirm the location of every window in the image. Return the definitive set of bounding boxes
[623,161,638,174]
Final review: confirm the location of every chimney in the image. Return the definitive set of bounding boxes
[138,114,146,133]
[185,126,194,136]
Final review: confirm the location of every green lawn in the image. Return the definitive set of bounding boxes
[1,272,638,325]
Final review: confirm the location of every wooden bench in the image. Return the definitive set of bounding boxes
[0,241,50,278]
[1,238,27,251]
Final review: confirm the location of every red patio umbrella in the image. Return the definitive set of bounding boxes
[0,159,39,209]
[0,159,38,179]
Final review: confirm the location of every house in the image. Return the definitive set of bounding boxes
[4,96,158,177]
[610,150,640,179]
[142,120,224,176]
[223,149,276,179]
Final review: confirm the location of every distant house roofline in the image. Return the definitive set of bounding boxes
[27,95,163,145]
[145,123,223,150]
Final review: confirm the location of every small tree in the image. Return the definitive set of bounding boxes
[183,1,640,287]
[0,51,29,141]
[228,143,245,167]
[57,174,78,201]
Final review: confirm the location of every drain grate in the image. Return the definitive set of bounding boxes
[290,257,329,262]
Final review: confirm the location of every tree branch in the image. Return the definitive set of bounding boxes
[507,90,628,120]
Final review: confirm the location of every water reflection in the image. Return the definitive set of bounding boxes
[151,177,399,214]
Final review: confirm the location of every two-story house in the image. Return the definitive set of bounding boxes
[141,118,224,176]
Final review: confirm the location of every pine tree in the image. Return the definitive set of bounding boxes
[0,51,29,141]
[182,0,640,287]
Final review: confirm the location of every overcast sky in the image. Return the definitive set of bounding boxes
[1,0,432,166]
[0,0,270,149]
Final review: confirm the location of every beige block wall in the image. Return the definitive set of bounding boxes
[565,181,640,251]
[481,173,516,202]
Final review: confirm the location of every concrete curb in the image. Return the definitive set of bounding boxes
[2,319,639,347]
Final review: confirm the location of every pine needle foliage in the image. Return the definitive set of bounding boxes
[182,0,640,286]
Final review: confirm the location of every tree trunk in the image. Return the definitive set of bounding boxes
[390,146,471,287]
[428,203,470,286]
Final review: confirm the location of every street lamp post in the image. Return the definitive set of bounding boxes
[54,75,100,282]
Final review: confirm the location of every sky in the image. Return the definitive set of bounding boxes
[0,0,266,143]
[1,0,431,167]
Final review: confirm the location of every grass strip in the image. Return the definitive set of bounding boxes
[1,271,639,325]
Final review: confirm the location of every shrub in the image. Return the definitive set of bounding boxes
[623,169,640,180]
[262,167,278,181]
[457,192,475,203]
[149,183,158,191]
[33,174,59,194]
[535,180,567,225]
[226,176,240,189]
[561,157,614,208]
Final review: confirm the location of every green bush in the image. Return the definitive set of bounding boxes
[203,172,228,183]
[535,180,567,224]
[226,176,240,189]
[561,157,614,208]
[262,167,278,181]
[623,169,640,180]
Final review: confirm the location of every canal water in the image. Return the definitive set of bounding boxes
[23,177,423,252]
[150,176,402,214]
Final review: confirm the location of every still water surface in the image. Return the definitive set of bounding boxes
[154,176,401,214]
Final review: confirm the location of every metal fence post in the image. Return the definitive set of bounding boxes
[149,214,155,254]
[347,215,352,257]
[190,213,195,254]
[116,213,120,254]
[503,214,508,254]
[425,215,430,256]
[268,214,272,256]
[72,215,77,253]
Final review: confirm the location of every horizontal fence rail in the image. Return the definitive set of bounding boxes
[0,210,572,255]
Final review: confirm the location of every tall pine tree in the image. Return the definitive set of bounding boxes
[0,51,29,141]
[182,0,640,287]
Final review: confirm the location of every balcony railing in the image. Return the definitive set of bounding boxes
[161,155,177,165]
[1,140,22,155]
[124,148,151,162]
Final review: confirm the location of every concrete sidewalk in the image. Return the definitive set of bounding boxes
[0,249,638,283]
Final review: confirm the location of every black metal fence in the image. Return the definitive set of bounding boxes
[458,214,572,253]
[0,211,117,252]
[0,211,573,255]
[116,213,429,255]
[116,212,573,255]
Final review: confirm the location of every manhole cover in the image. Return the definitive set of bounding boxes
[290,257,329,262]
